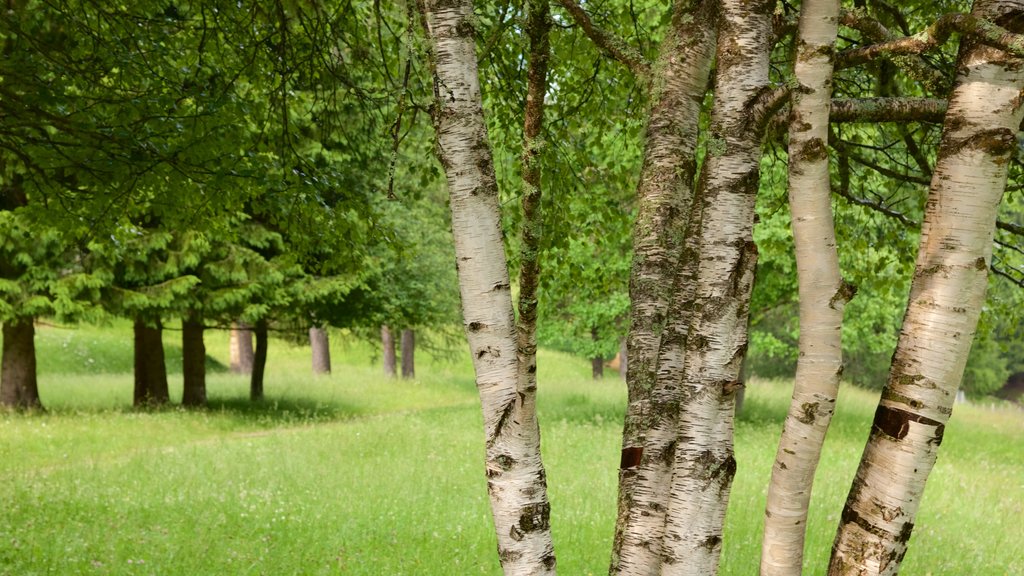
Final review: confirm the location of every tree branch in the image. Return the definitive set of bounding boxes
[556,0,651,78]
[830,97,948,123]
[838,8,949,92]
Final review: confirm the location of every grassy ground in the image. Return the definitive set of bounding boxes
[1,324,1022,575]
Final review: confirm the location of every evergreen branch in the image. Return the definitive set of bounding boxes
[556,0,651,79]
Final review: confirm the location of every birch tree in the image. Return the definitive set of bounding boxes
[830,0,1024,572]
[762,0,849,573]
[420,0,556,572]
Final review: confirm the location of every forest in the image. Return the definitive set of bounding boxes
[2,0,1023,574]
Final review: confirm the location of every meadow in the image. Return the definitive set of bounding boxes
[1,324,1022,575]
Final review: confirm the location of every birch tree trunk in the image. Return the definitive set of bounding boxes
[611,3,718,574]
[0,318,42,410]
[829,1,1024,573]
[660,1,773,572]
[381,324,397,378]
[229,322,254,375]
[421,0,555,572]
[762,0,848,573]
[310,326,331,375]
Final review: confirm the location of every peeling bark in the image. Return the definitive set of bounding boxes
[133,316,169,407]
[182,313,207,407]
[762,0,847,573]
[420,0,555,572]
[660,0,773,573]
[830,1,1024,573]
[311,326,331,375]
[1,317,42,410]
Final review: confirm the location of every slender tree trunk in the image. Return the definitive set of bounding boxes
[829,2,1024,573]
[133,316,169,407]
[181,313,207,407]
[310,326,331,375]
[660,1,773,573]
[762,1,848,573]
[610,3,718,574]
[592,356,604,380]
[230,322,254,375]
[381,324,396,378]
[400,329,415,379]
[1,318,42,410]
[421,0,556,572]
[250,319,268,402]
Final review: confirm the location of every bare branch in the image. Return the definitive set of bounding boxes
[838,8,949,93]
[830,97,947,123]
[556,0,651,78]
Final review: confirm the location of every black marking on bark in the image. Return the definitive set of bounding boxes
[795,138,829,162]
[830,280,858,309]
[467,322,485,332]
[496,453,516,470]
[661,440,677,467]
[499,546,523,561]
[492,399,516,442]
[492,282,511,292]
[974,257,987,270]
[700,535,722,551]
[527,363,537,374]
[798,402,819,425]
[542,555,556,569]
[518,501,551,533]
[942,127,1016,158]
[620,446,643,469]
[872,404,944,440]
[778,461,788,470]
[897,520,915,543]
[840,503,892,539]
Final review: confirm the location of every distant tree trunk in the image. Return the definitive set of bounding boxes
[829,1,1024,572]
[1,317,42,410]
[310,326,331,375]
[591,356,604,380]
[250,319,268,402]
[619,338,627,382]
[133,316,169,407]
[229,322,254,375]
[381,324,396,378]
[181,313,207,407]
[422,0,556,571]
[400,329,415,379]
[762,0,847,573]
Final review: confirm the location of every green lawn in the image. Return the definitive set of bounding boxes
[1,324,1021,575]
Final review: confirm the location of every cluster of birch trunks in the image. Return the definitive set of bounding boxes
[419,0,1024,574]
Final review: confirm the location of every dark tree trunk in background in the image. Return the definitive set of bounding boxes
[310,326,331,375]
[381,325,396,378]
[133,316,169,407]
[181,313,207,407]
[230,322,254,375]
[1,318,42,410]
[592,356,604,380]
[250,319,268,401]
[400,329,415,379]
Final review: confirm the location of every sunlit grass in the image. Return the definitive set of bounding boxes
[1,325,1021,574]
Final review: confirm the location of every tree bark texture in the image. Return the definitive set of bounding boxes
[400,328,415,379]
[229,322,254,375]
[310,326,331,375]
[610,3,718,574]
[250,319,268,402]
[1,318,42,410]
[762,1,848,573]
[619,338,628,382]
[829,1,1024,573]
[133,316,169,407]
[181,313,207,407]
[421,0,556,573]
[381,324,397,378]
[660,1,772,573]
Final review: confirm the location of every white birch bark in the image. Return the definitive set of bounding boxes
[829,1,1024,573]
[660,0,772,573]
[420,1,555,573]
[761,1,847,574]
[612,3,718,575]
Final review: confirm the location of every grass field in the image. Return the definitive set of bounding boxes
[1,323,1022,575]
